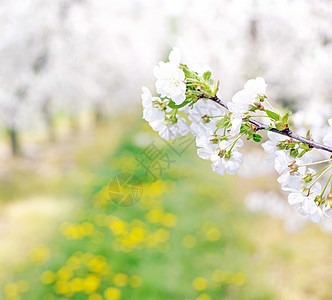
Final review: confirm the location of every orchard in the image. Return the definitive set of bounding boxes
[1,0,332,299]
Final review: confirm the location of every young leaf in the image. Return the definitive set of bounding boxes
[290,148,299,158]
[253,134,262,142]
[240,123,250,134]
[298,149,308,158]
[203,71,211,81]
[191,90,204,95]
[213,80,220,95]
[306,130,312,140]
[246,131,253,140]
[265,110,280,121]
[281,112,291,125]
[216,117,229,129]
[181,64,197,79]
[275,121,287,131]
[168,99,190,109]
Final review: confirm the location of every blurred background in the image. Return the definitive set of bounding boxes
[1,0,332,299]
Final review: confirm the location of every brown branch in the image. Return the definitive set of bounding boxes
[208,96,332,154]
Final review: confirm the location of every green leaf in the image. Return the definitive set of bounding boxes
[213,80,220,95]
[275,121,287,131]
[191,90,203,95]
[290,148,298,158]
[299,143,310,150]
[182,68,191,78]
[181,65,197,79]
[253,134,262,142]
[281,112,291,124]
[306,130,312,140]
[298,149,307,158]
[265,110,280,121]
[240,123,250,134]
[216,117,229,129]
[203,71,211,81]
[246,132,253,140]
[168,99,190,109]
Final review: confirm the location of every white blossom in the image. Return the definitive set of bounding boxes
[227,77,267,136]
[261,131,287,163]
[141,86,165,122]
[153,47,186,105]
[323,205,332,218]
[278,172,305,193]
[197,137,243,176]
[291,183,324,223]
[144,42,332,225]
[141,86,189,141]
[274,150,312,175]
[188,100,224,137]
[211,150,243,176]
[149,115,189,141]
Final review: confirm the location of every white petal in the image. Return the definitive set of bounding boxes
[310,208,323,223]
[244,77,267,94]
[288,193,303,205]
[323,131,332,146]
[177,117,190,136]
[225,160,241,175]
[169,47,181,66]
[172,92,186,105]
[302,198,317,215]
[197,147,212,160]
[323,207,332,218]
[149,119,164,131]
[230,116,242,136]
[212,160,226,176]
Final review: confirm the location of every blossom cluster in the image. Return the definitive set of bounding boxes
[262,132,332,223]
[142,47,332,223]
[142,48,189,141]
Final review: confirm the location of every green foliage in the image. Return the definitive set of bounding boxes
[252,134,262,143]
[275,121,287,131]
[239,124,262,143]
[216,116,230,129]
[306,130,312,140]
[265,109,291,132]
[281,112,291,125]
[203,71,211,81]
[181,64,219,99]
[265,110,280,121]
[277,139,312,159]
[168,99,190,109]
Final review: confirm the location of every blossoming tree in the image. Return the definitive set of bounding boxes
[0,0,170,155]
[142,48,332,224]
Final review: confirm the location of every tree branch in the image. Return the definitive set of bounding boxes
[208,96,332,154]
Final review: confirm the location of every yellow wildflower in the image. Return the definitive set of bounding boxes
[104,287,121,300]
[129,275,142,288]
[113,273,128,287]
[182,235,197,248]
[192,277,208,291]
[41,271,56,285]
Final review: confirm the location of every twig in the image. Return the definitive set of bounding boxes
[207,96,332,154]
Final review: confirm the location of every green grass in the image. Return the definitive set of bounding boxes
[1,115,332,300]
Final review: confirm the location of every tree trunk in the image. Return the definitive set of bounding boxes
[42,98,56,142]
[8,127,20,156]
[95,108,103,124]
